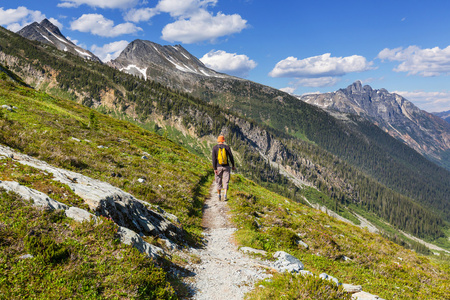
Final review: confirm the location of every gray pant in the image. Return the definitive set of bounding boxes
[215,166,231,190]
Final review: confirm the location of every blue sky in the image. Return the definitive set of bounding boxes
[2,0,450,112]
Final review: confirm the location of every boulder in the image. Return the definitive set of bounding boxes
[319,273,340,286]
[240,247,267,256]
[0,144,184,243]
[0,181,68,211]
[342,284,362,293]
[273,251,304,273]
[116,226,164,259]
[65,206,97,222]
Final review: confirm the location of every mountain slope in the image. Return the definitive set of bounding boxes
[1,26,449,248]
[1,71,449,300]
[17,19,101,63]
[434,110,450,123]
[299,81,450,169]
[107,38,450,222]
[108,39,233,88]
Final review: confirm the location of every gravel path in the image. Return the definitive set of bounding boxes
[189,183,272,300]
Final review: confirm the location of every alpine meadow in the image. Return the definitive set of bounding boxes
[0,19,449,300]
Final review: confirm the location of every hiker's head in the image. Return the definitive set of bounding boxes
[217,135,225,143]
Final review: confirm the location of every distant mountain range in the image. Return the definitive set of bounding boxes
[17,19,101,63]
[299,82,450,168]
[434,110,450,123]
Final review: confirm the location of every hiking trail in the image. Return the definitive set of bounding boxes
[188,183,272,300]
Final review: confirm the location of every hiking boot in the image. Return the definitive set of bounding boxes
[224,194,227,201]
[218,194,222,201]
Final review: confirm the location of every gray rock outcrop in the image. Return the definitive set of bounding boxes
[273,251,304,273]
[0,144,183,248]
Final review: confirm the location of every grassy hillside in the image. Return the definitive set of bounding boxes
[227,175,450,299]
[0,189,176,299]
[0,70,212,242]
[0,26,448,247]
[1,67,450,299]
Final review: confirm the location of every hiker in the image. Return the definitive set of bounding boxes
[212,135,236,201]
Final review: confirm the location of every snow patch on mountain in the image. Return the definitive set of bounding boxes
[120,64,148,80]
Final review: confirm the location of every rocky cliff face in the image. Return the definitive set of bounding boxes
[108,39,234,91]
[434,110,450,124]
[17,19,101,63]
[299,81,450,164]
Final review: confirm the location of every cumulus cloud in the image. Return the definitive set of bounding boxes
[292,77,341,88]
[0,6,48,31]
[58,0,139,9]
[70,14,142,37]
[124,7,158,22]
[394,90,450,112]
[156,0,217,18]
[378,45,450,77]
[150,0,247,43]
[91,40,129,62]
[269,53,374,78]
[162,10,247,43]
[200,50,256,77]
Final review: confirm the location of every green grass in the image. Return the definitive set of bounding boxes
[0,79,213,244]
[226,175,450,300]
[0,189,176,299]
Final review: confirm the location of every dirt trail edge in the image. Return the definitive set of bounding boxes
[188,183,272,300]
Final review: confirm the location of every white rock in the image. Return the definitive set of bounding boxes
[342,283,362,293]
[138,178,146,183]
[65,207,96,222]
[297,270,313,276]
[0,181,68,211]
[296,239,309,249]
[116,226,163,259]
[273,251,304,273]
[240,247,267,256]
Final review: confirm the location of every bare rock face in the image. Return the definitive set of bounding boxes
[0,144,184,244]
[17,19,101,63]
[299,81,450,167]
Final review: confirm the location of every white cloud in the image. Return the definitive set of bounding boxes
[161,10,247,43]
[394,90,450,112]
[91,40,129,62]
[0,6,47,31]
[70,14,142,37]
[269,53,374,78]
[279,87,296,94]
[124,7,159,22]
[378,45,450,77]
[58,0,139,9]
[292,77,341,88]
[200,50,256,77]
[48,18,64,30]
[156,0,217,17]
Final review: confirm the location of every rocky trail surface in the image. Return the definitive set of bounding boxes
[188,184,272,300]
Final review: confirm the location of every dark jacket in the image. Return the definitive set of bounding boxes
[212,143,235,170]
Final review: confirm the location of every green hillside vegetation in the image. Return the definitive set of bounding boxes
[194,77,450,222]
[0,189,176,299]
[0,26,448,248]
[227,175,450,300]
[1,58,450,299]
[0,72,212,243]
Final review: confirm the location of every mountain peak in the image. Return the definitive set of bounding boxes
[18,20,101,63]
[39,19,63,36]
[110,39,230,80]
[348,80,363,92]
